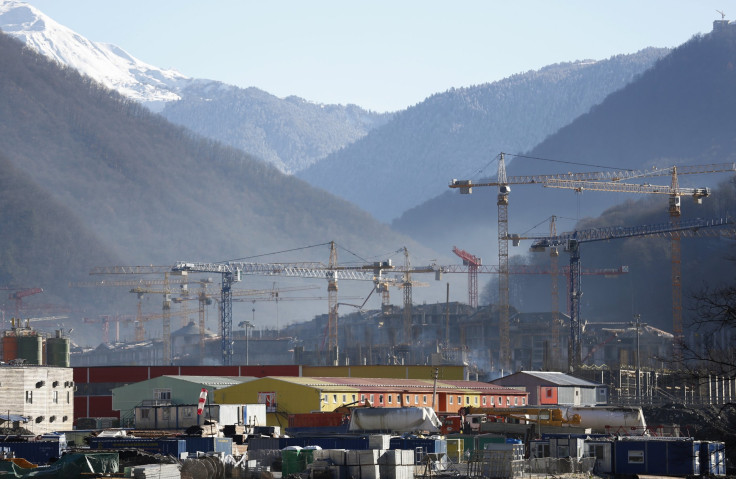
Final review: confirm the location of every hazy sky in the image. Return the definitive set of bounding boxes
[24,0,730,112]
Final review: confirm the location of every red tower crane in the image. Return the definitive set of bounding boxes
[452,246,481,309]
[10,288,43,317]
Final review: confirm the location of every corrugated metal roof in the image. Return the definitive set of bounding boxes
[161,375,256,388]
[262,377,527,394]
[514,371,600,387]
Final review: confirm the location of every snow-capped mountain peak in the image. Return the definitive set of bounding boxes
[0,0,192,109]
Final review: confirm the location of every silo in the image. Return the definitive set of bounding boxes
[17,334,43,365]
[47,334,71,368]
[2,335,18,362]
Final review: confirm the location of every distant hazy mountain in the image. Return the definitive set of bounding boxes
[0,1,389,174]
[296,49,670,223]
[159,82,391,173]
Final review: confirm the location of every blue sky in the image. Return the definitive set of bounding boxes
[24,0,730,112]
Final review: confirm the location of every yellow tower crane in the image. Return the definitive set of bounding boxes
[450,154,736,370]
[542,163,736,354]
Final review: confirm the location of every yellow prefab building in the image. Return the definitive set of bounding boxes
[214,376,528,427]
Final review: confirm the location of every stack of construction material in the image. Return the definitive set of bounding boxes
[303,449,415,479]
[133,463,181,479]
[377,449,415,479]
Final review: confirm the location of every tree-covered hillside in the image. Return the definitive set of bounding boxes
[0,32,437,332]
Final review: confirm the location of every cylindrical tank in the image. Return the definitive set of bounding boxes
[47,337,71,368]
[563,406,646,434]
[2,335,18,362]
[17,335,43,365]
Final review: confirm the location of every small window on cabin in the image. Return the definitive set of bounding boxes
[342,394,347,403]
[323,395,328,403]
[514,397,518,405]
[141,409,150,419]
[370,394,375,403]
[506,397,510,406]
[406,395,411,404]
[361,394,366,402]
[546,389,553,398]
[449,396,453,404]
[458,396,462,404]
[388,395,393,404]
[379,394,384,404]
[352,394,356,402]
[474,397,478,405]
[499,396,502,405]
[333,394,338,403]
[482,397,487,406]
[522,398,526,405]
[466,396,470,404]
[423,395,427,404]
[415,395,419,404]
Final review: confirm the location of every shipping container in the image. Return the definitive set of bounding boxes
[289,412,345,428]
[181,437,232,455]
[699,441,726,476]
[87,438,186,457]
[0,440,63,465]
[613,438,700,476]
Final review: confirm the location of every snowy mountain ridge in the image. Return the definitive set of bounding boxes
[0,0,191,109]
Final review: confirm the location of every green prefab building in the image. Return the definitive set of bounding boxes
[112,375,256,427]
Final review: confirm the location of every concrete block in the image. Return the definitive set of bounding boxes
[368,434,391,450]
[329,465,347,479]
[329,449,347,465]
[401,450,415,465]
[347,449,380,466]
[361,465,380,479]
[379,449,401,465]
[347,465,361,478]
[312,449,331,461]
[380,464,413,479]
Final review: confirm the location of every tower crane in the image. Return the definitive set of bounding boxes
[512,216,735,372]
[543,163,736,352]
[173,244,394,365]
[450,154,736,369]
[9,288,43,317]
[453,247,481,309]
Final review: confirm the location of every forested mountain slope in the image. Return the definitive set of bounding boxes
[0,32,435,327]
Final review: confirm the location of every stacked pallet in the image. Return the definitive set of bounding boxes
[133,463,181,479]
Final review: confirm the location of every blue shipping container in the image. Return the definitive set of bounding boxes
[699,441,726,476]
[0,441,63,465]
[614,439,700,476]
[88,438,186,457]
[182,437,232,455]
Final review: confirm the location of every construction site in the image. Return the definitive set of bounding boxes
[1,159,733,392]
[1,157,735,477]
